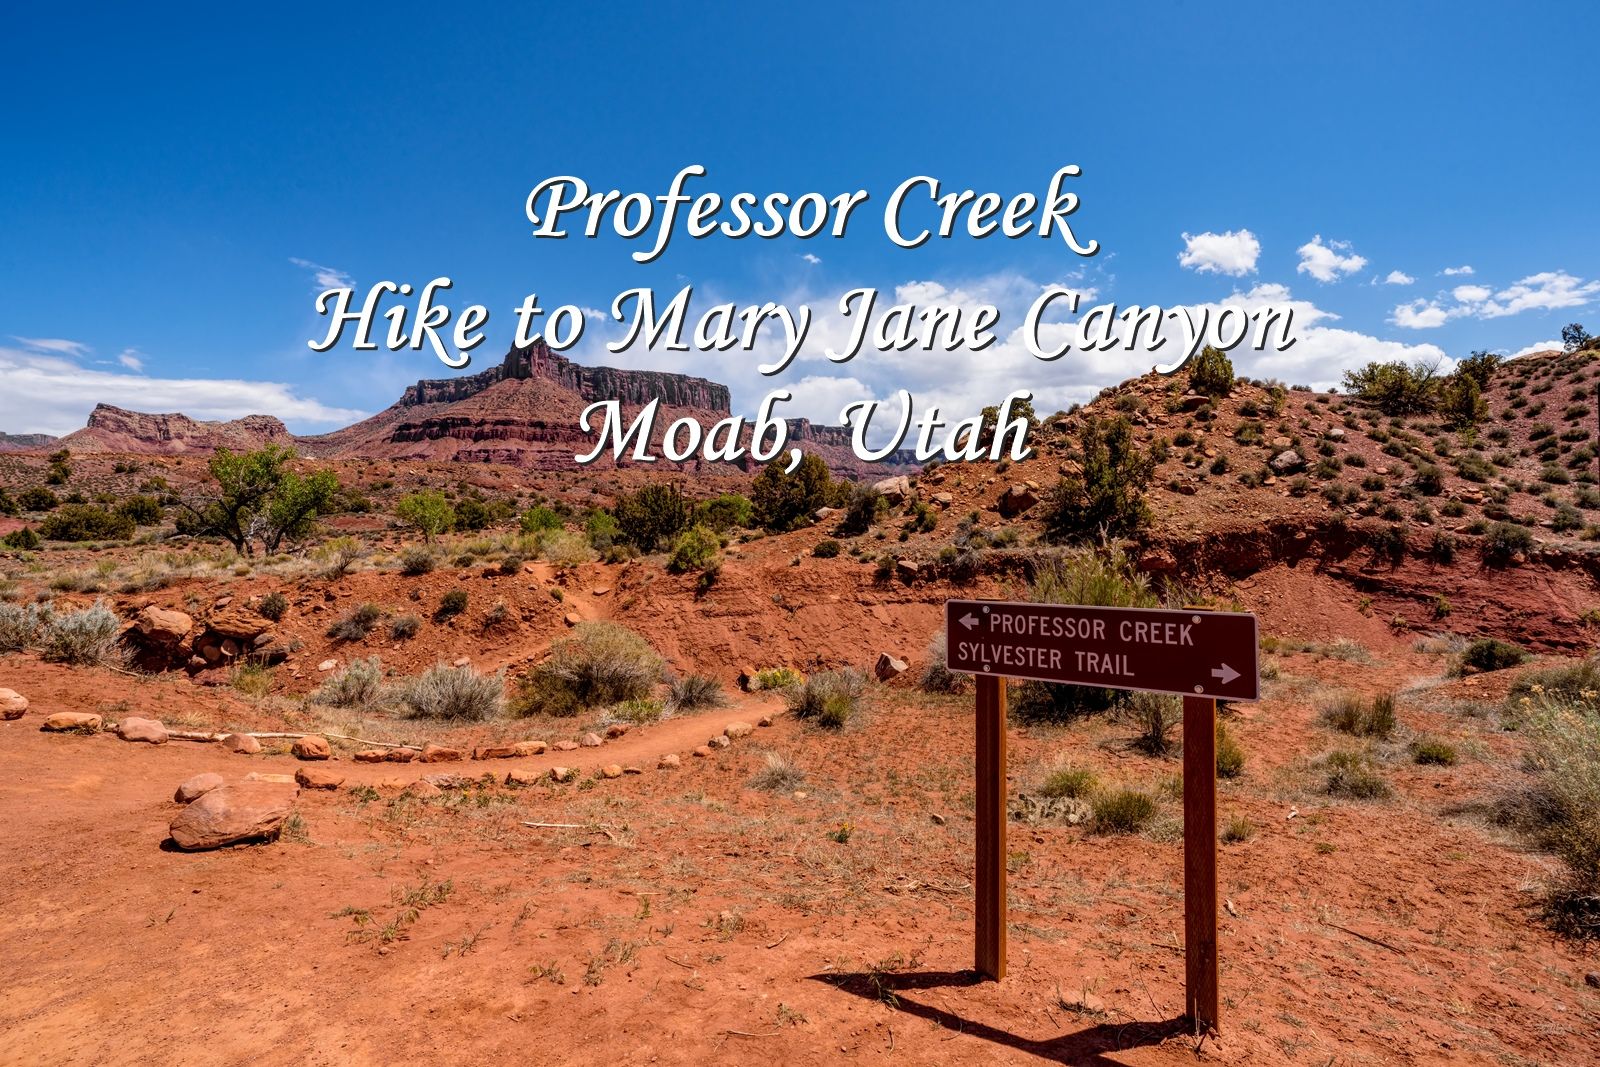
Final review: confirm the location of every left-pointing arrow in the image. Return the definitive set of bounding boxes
[960,613,979,630]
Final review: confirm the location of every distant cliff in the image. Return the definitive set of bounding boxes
[55,405,292,454]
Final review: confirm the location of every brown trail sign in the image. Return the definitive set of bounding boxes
[945,598,1259,1036]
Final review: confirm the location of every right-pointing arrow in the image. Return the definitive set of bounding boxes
[1211,663,1240,685]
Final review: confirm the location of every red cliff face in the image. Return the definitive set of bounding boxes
[57,405,292,454]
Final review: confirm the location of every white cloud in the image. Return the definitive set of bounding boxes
[1178,230,1260,277]
[11,336,90,358]
[0,345,367,436]
[801,253,821,265]
[289,257,354,292]
[1441,265,1474,276]
[1381,270,1414,286]
[1451,284,1492,303]
[116,348,145,372]
[1295,235,1367,283]
[1475,271,1600,318]
[1509,340,1562,359]
[1390,299,1450,329]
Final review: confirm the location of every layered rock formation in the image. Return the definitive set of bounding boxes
[55,405,292,454]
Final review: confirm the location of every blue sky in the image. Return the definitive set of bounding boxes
[2,1,1597,435]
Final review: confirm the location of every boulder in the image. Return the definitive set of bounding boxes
[1268,450,1306,475]
[895,558,920,582]
[707,734,731,749]
[563,613,582,627]
[658,753,681,769]
[599,764,623,779]
[290,735,331,760]
[738,667,762,692]
[932,492,954,507]
[221,732,261,755]
[174,772,225,804]
[1179,392,1210,412]
[0,688,29,720]
[402,779,442,800]
[354,749,388,763]
[505,768,543,786]
[724,721,755,740]
[579,732,604,748]
[872,475,912,505]
[295,766,344,790]
[513,740,547,757]
[553,739,579,752]
[813,506,838,522]
[384,747,417,764]
[117,717,168,744]
[549,766,577,783]
[691,745,713,758]
[168,782,298,851]
[206,605,273,641]
[420,744,465,763]
[874,653,909,682]
[135,606,193,645]
[997,483,1039,518]
[604,723,629,739]
[41,712,101,733]
[473,744,520,760]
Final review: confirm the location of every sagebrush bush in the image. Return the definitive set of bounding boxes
[918,633,969,694]
[257,591,289,622]
[389,614,421,640]
[38,600,125,666]
[0,602,45,651]
[435,588,468,621]
[1320,692,1397,739]
[812,538,842,559]
[398,546,436,576]
[1216,722,1246,778]
[326,602,383,642]
[667,673,726,712]
[1323,750,1390,799]
[1090,789,1158,834]
[1410,736,1459,765]
[750,751,807,793]
[314,656,384,707]
[787,668,868,729]
[1038,765,1097,800]
[541,529,597,567]
[1457,637,1529,674]
[400,664,504,721]
[667,524,720,573]
[511,622,664,717]
[1129,693,1179,756]
[1482,521,1533,565]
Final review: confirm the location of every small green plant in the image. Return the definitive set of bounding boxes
[258,591,289,622]
[755,666,803,690]
[315,656,384,707]
[1410,737,1459,766]
[510,622,664,717]
[750,752,807,792]
[398,546,436,576]
[1221,815,1254,843]
[399,664,504,721]
[1090,788,1158,835]
[666,524,720,573]
[1457,637,1529,674]
[788,669,868,729]
[666,673,725,712]
[1038,765,1097,800]
[434,588,469,621]
[828,823,854,844]
[812,538,842,558]
[1323,750,1390,800]
[1320,692,1397,739]
[1216,722,1246,778]
[326,602,383,642]
[389,614,421,640]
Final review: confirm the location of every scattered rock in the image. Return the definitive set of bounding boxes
[402,779,442,800]
[383,747,416,763]
[168,782,297,851]
[738,667,762,692]
[135,605,194,644]
[599,764,623,779]
[549,766,577,783]
[473,744,520,760]
[514,740,548,757]
[117,717,168,744]
[1179,392,1209,412]
[563,613,582,627]
[1327,427,1346,441]
[1058,989,1105,1014]
[872,475,912,505]
[452,656,471,667]
[421,773,470,790]
[623,766,643,775]
[707,734,731,749]
[579,732,604,748]
[604,723,629,739]
[894,558,919,582]
[931,812,947,826]
[932,492,954,507]
[505,768,543,787]
[41,712,101,733]
[354,749,388,763]
[591,587,611,597]
[658,753,681,769]
[291,735,331,760]
[812,506,837,522]
[1268,449,1306,475]
[874,653,909,682]
[295,766,344,790]
[997,483,1039,518]
[553,739,579,752]
[221,732,261,755]
[420,744,464,763]
[724,721,754,740]
[174,772,225,804]
[242,772,297,784]
[691,745,713,759]
[757,715,773,728]
[0,688,28,720]
[317,659,338,672]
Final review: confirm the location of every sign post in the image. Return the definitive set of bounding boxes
[945,599,1258,1034]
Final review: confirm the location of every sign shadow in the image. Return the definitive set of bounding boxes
[807,969,1189,1064]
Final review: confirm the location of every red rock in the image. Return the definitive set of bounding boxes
[402,779,442,799]
[563,613,582,627]
[623,766,643,775]
[707,734,731,749]
[549,766,577,783]
[691,745,713,758]
[117,717,168,744]
[383,747,417,763]
[757,715,773,728]
[658,754,682,769]
[242,772,297,784]
[174,772,225,804]
[599,764,623,779]
[135,606,193,644]
[580,732,603,748]
[0,688,29,720]
[168,782,298,851]
[724,721,754,740]
[221,732,261,755]
[604,723,629,739]
[874,653,909,682]
[552,740,579,752]
[41,712,101,733]
[473,744,519,760]
[354,749,388,763]
[514,740,547,756]
[291,735,331,760]
[295,766,344,790]
[420,744,464,763]
[505,768,542,787]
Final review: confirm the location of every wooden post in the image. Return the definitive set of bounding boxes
[974,675,1007,980]
[1182,695,1220,1033]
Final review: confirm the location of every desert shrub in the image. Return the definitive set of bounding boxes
[1221,815,1254,843]
[389,614,421,640]
[919,632,969,694]
[607,697,664,725]
[1509,659,1600,706]
[1320,692,1396,739]
[1429,531,1457,563]
[666,673,726,712]
[398,546,436,576]
[1481,521,1532,565]
[399,663,504,721]
[1458,637,1528,674]
[434,588,469,621]
[756,666,803,690]
[531,529,592,567]
[1044,416,1155,542]
[1189,345,1234,397]
[258,591,289,622]
[1342,359,1440,416]
[38,600,124,666]
[836,485,886,536]
[318,535,366,578]
[0,489,15,516]
[750,752,807,793]
[1090,789,1158,835]
[230,662,275,698]
[519,505,564,534]
[18,486,59,512]
[115,494,163,526]
[511,622,664,717]
[614,483,691,550]
[326,602,383,642]
[813,538,841,559]
[1216,722,1246,778]
[394,490,455,542]
[314,656,384,707]
[1038,765,1097,800]
[0,602,45,651]
[666,524,720,573]
[1411,737,1459,766]
[38,504,134,542]
[692,493,754,532]
[3,527,41,550]
[787,668,868,729]
[1129,692,1180,756]
[1323,750,1390,799]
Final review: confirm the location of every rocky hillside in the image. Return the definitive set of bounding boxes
[0,431,58,453]
[54,405,292,454]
